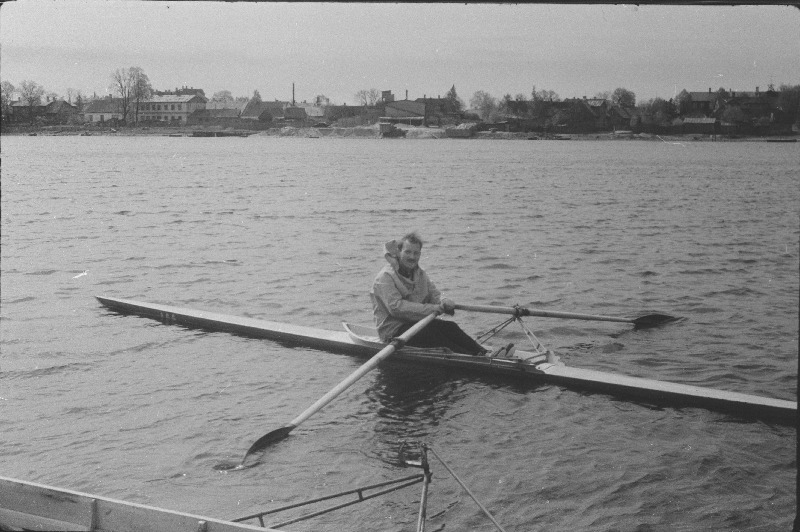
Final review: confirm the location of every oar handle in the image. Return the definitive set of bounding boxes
[454,303,634,324]
[288,312,439,428]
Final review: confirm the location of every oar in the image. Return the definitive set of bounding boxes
[454,303,677,329]
[241,311,440,465]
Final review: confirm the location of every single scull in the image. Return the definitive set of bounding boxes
[95,296,795,425]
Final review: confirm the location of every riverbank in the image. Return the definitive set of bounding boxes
[3,123,796,142]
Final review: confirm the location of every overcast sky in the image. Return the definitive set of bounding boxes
[1,2,798,105]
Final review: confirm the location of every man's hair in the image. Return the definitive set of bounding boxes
[399,232,423,250]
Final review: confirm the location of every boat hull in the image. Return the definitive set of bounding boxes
[0,476,273,532]
[95,296,796,425]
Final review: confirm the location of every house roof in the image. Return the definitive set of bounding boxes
[609,105,633,119]
[689,92,720,103]
[145,94,207,104]
[385,100,425,117]
[46,100,77,113]
[11,100,37,108]
[206,101,248,111]
[284,106,307,119]
[240,100,288,119]
[584,99,608,108]
[84,98,125,114]
[682,117,717,124]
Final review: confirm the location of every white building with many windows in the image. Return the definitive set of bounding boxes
[139,94,207,124]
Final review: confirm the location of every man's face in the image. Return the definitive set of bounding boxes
[399,241,421,271]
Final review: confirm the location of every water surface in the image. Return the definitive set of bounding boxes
[1,136,796,530]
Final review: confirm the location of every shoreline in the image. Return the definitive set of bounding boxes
[2,124,796,142]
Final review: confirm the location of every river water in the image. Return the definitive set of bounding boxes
[1,135,797,531]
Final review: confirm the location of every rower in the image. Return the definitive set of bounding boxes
[371,232,509,357]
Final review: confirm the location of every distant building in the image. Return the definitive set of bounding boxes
[415,95,449,116]
[687,89,721,116]
[186,108,244,127]
[283,106,307,121]
[206,100,248,112]
[240,100,290,121]
[83,97,125,124]
[609,104,635,130]
[676,117,719,135]
[188,108,240,122]
[139,94,207,124]
[384,100,426,125]
[582,98,612,129]
[9,98,78,124]
[295,103,326,120]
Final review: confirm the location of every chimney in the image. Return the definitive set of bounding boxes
[708,88,711,94]
[292,83,295,106]
[405,90,408,100]
[756,86,760,95]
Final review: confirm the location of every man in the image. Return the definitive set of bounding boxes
[371,232,508,356]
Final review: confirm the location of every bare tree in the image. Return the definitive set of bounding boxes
[354,88,380,107]
[18,80,45,123]
[110,68,133,122]
[367,88,381,106]
[1,80,15,121]
[469,90,498,121]
[130,67,152,124]
[212,90,234,103]
[111,67,152,124]
[531,86,560,102]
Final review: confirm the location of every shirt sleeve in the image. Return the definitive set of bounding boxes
[423,274,442,305]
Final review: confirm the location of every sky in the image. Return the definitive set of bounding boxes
[1,2,798,106]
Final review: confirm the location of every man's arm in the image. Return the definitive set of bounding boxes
[423,275,455,315]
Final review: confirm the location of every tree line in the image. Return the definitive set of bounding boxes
[4,69,799,128]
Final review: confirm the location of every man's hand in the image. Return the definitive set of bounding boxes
[439,298,456,315]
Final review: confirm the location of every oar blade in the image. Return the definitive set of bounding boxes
[239,312,438,468]
[242,425,295,463]
[632,313,680,329]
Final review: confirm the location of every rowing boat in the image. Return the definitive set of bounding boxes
[94,296,796,425]
[0,475,273,532]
